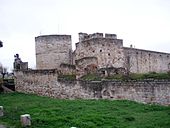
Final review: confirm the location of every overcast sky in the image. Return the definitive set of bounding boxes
[0,0,170,71]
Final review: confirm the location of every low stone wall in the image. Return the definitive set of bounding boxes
[14,70,170,105]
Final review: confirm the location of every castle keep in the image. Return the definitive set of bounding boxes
[35,32,170,77]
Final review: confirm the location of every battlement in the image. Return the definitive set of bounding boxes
[35,34,71,43]
[78,32,117,42]
[105,33,117,39]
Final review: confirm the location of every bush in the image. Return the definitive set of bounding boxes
[81,73,101,81]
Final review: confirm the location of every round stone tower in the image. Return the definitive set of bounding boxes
[35,35,72,69]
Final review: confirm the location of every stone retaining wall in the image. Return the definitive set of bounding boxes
[14,70,170,105]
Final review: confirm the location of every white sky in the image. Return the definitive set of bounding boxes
[0,0,170,71]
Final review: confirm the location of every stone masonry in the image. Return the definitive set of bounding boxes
[75,32,170,76]
[13,32,170,106]
[35,33,170,77]
[14,70,170,105]
[124,47,170,73]
[35,35,72,69]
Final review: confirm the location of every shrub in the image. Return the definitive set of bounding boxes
[81,72,170,81]
[81,73,101,81]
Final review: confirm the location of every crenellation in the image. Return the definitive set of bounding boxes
[78,32,88,42]
[79,33,119,42]
[91,33,103,38]
[105,33,117,39]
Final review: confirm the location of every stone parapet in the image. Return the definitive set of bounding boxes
[78,32,118,42]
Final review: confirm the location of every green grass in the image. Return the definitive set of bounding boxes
[0,93,170,128]
[129,72,170,80]
[81,73,101,81]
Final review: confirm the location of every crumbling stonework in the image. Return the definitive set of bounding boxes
[75,33,124,69]
[14,70,170,105]
[13,32,170,106]
[59,63,76,75]
[75,57,98,78]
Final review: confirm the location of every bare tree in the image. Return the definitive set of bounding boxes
[0,64,8,79]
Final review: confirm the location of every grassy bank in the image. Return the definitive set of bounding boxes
[0,93,170,128]
[81,72,170,81]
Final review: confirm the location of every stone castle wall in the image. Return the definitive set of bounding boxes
[74,32,170,74]
[35,35,72,69]
[34,32,170,75]
[15,70,170,105]
[124,47,170,73]
[60,63,76,75]
[75,57,98,78]
[75,33,124,69]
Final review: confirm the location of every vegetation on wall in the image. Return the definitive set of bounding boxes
[80,73,102,81]
[0,93,170,128]
[58,74,76,80]
[81,72,170,81]
[128,72,170,80]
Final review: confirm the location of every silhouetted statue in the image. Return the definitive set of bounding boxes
[14,54,28,70]
[14,54,22,70]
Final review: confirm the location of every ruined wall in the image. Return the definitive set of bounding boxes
[15,70,170,105]
[75,33,124,69]
[14,70,94,99]
[60,63,76,75]
[35,32,170,74]
[75,57,98,78]
[35,35,72,69]
[124,47,170,73]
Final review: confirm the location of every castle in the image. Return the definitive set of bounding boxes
[35,32,170,78]
[13,33,170,105]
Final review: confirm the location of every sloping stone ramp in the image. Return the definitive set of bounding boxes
[0,125,6,128]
